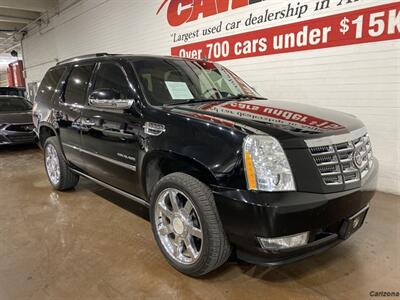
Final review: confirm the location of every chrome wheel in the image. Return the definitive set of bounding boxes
[154,188,203,265]
[45,143,60,185]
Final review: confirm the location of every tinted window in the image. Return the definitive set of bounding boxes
[93,63,130,99]
[36,68,65,104]
[0,97,32,112]
[64,64,94,105]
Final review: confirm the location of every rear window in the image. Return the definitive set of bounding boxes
[0,97,32,112]
[36,67,66,104]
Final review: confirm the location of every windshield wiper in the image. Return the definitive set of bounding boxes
[226,94,268,100]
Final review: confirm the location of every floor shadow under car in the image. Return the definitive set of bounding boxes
[0,143,39,152]
[80,177,150,222]
[77,176,348,283]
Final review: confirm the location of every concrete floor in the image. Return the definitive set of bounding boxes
[0,145,399,300]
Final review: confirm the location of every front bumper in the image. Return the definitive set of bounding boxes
[212,158,378,266]
[0,131,37,145]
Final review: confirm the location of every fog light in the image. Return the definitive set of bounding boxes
[258,232,309,250]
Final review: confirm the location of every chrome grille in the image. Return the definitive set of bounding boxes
[309,133,373,186]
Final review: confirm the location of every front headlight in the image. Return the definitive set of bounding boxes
[243,135,295,191]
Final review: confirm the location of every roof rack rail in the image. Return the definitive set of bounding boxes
[56,53,110,65]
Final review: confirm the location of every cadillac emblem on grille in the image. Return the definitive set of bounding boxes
[353,148,363,169]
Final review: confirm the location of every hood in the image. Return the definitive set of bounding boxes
[169,99,365,145]
[0,111,33,124]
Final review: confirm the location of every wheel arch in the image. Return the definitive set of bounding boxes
[38,123,59,148]
[141,151,217,200]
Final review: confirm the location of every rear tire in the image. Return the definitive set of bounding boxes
[150,172,231,277]
[44,137,79,191]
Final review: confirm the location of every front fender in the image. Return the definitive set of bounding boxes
[140,149,218,198]
[141,107,248,191]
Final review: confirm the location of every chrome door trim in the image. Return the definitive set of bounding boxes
[62,143,136,171]
[305,127,368,147]
[71,169,149,207]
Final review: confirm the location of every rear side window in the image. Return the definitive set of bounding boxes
[35,68,65,104]
[93,63,131,99]
[64,64,94,105]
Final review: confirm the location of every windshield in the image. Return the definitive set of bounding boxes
[133,58,260,106]
[0,97,32,112]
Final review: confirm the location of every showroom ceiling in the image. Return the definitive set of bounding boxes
[0,0,56,68]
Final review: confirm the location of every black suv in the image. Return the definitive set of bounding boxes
[33,53,378,276]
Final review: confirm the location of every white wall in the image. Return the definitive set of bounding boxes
[0,71,7,87]
[22,0,400,195]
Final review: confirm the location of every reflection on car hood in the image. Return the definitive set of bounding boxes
[0,111,32,124]
[170,99,365,140]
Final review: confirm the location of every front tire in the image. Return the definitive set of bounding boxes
[150,172,231,277]
[44,137,79,191]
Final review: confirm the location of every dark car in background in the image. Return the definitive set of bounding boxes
[33,54,378,276]
[0,87,26,98]
[0,96,36,145]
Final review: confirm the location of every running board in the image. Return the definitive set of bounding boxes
[71,169,149,208]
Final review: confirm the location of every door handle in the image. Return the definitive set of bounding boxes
[61,102,83,112]
[81,119,96,127]
[53,109,64,120]
[70,107,80,112]
[92,127,134,140]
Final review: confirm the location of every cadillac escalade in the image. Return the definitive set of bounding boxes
[33,53,378,276]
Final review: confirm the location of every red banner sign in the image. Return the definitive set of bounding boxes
[217,102,345,130]
[171,2,400,61]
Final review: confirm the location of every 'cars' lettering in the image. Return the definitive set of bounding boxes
[166,0,249,27]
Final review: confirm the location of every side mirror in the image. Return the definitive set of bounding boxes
[89,88,133,110]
